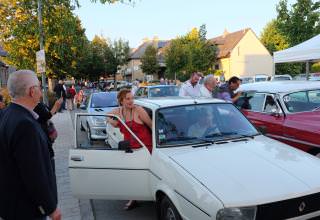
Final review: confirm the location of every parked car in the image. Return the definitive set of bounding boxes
[270,74,292,81]
[80,91,118,142]
[70,97,320,220]
[240,76,254,84]
[236,81,320,157]
[134,85,180,98]
[254,74,269,82]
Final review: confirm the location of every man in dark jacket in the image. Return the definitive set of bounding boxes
[0,70,61,220]
[53,80,66,112]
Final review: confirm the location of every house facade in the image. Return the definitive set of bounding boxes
[210,28,273,80]
[125,38,169,82]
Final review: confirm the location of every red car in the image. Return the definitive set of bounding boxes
[236,81,320,157]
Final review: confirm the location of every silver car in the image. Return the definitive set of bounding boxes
[80,91,118,142]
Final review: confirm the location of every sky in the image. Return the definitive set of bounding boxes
[74,0,296,48]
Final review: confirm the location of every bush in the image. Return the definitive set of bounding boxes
[312,62,320,73]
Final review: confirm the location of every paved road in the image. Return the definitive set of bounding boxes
[70,109,157,220]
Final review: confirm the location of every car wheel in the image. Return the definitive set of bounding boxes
[160,196,182,220]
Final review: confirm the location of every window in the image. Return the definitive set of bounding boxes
[235,93,266,112]
[283,90,320,112]
[263,95,279,113]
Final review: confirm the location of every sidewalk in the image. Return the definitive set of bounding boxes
[52,110,94,220]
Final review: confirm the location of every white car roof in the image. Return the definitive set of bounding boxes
[240,81,320,93]
[134,97,226,110]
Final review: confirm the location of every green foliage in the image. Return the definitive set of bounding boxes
[260,20,290,53]
[140,45,160,76]
[164,26,217,81]
[82,36,130,81]
[312,62,320,72]
[0,0,88,79]
[276,0,320,46]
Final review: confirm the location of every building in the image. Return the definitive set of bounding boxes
[125,37,169,82]
[210,28,273,80]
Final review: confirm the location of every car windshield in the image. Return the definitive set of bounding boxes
[283,89,320,112]
[156,103,259,147]
[90,92,118,108]
[273,76,291,81]
[149,86,179,97]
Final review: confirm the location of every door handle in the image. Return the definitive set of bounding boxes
[70,155,84,161]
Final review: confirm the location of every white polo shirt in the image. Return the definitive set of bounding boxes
[179,80,201,97]
[199,85,212,98]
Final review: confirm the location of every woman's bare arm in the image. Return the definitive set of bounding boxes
[107,108,120,127]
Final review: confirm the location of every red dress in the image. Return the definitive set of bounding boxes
[119,120,152,153]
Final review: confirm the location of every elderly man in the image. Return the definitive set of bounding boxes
[199,74,217,98]
[0,70,61,220]
[179,72,202,97]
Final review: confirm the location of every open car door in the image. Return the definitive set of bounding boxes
[69,113,153,200]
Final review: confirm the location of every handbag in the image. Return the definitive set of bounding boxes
[47,120,58,142]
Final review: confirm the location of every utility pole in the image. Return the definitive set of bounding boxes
[37,0,48,105]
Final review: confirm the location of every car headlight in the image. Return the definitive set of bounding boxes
[92,116,106,126]
[216,206,257,220]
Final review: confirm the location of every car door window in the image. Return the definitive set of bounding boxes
[263,95,279,113]
[236,93,265,112]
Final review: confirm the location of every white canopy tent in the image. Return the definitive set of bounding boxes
[273,34,320,77]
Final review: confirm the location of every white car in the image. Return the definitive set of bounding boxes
[270,74,293,81]
[70,97,320,220]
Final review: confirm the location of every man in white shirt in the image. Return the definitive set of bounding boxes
[179,72,202,97]
[199,74,217,98]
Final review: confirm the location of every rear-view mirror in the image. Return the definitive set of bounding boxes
[118,140,133,153]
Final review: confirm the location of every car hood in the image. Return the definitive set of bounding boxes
[165,135,320,207]
[88,107,117,114]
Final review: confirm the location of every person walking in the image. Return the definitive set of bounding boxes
[66,85,76,111]
[54,80,66,112]
[0,70,61,220]
[179,72,202,97]
[199,74,217,98]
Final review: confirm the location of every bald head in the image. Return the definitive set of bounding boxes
[7,70,39,99]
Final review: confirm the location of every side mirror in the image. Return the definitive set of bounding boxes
[80,104,86,110]
[118,140,133,153]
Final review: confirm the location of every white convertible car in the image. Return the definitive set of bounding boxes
[69,98,320,220]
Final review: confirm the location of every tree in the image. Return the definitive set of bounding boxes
[140,45,160,78]
[260,20,302,75]
[0,0,88,79]
[0,0,131,81]
[276,0,320,46]
[164,27,217,81]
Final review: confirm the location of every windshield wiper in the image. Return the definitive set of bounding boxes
[162,136,213,146]
[205,132,256,141]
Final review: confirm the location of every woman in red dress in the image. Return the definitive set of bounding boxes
[108,89,152,210]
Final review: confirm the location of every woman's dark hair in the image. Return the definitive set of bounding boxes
[117,89,131,106]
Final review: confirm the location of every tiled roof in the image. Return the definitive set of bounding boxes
[130,40,170,59]
[210,28,250,58]
[0,46,7,57]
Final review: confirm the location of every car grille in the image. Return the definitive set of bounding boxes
[255,192,320,220]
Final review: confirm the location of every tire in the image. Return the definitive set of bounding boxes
[160,196,182,220]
